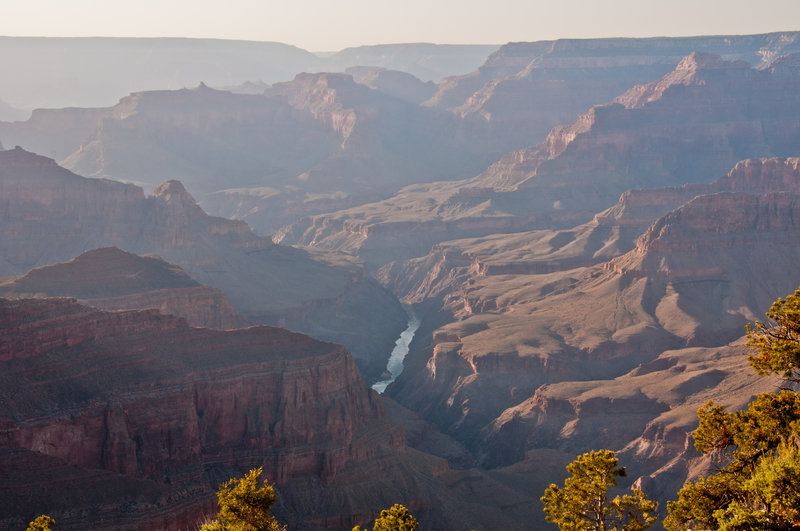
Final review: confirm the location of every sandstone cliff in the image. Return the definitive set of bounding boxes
[426,33,800,155]
[0,297,567,530]
[379,157,800,303]
[0,297,403,529]
[1,75,491,233]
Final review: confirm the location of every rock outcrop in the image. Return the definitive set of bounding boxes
[0,247,249,329]
[282,52,800,269]
[1,75,491,233]
[426,33,800,155]
[0,147,407,381]
[387,189,800,502]
[0,297,569,530]
[0,297,403,529]
[378,156,800,303]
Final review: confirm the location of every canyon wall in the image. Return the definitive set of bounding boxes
[283,52,800,270]
[0,297,403,529]
[0,147,407,381]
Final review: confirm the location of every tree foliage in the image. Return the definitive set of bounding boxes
[747,287,800,382]
[26,515,55,531]
[352,504,419,531]
[665,287,800,529]
[200,467,285,531]
[541,449,657,530]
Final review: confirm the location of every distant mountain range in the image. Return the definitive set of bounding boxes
[0,37,498,110]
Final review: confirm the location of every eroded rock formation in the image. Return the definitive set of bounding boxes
[0,247,249,329]
[283,53,800,269]
[0,147,407,381]
[0,297,403,529]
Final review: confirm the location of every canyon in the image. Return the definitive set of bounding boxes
[0,297,401,529]
[3,31,800,530]
[0,146,407,382]
[281,51,800,269]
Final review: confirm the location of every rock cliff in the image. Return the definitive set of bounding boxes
[0,297,403,529]
[1,75,491,233]
[386,188,800,517]
[426,33,800,155]
[0,296,567,530]
[282,52,800,269]
[380,156,800,303]
[0,147,407,381]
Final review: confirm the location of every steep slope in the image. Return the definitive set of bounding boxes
[380,157,800,302]
[0,297,399,530]
[481,52,800,196]
[0,247,249,329]
[372,159,800,519]
[427,33,800,154]
[1,76,491,233]
[283,52,800,268]
[481,340,780,518]
[1,297,567,530]
[388,190,800,471]
[0,147,406,381]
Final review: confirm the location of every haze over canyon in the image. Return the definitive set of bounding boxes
[2,31,800,529]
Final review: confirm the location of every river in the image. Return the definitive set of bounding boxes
[372,305,420,394]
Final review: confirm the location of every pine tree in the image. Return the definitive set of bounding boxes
[353,504,419,531]
[541,449,657,530]
[200,467,285,531]
[665,286,800,529]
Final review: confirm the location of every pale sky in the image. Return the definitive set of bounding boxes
[3,0,799,51]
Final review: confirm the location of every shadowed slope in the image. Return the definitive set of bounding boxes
[0,147,406,380]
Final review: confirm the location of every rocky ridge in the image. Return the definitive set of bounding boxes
[0,247,249,329]
[382,165,800,517]
[282,52,800,269]
[0,147,407,381]
[1,75,492,233]
[425,33,800,155]
[379,157,800,303]
[1,296,567,530]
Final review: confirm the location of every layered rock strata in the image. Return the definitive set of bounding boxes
[0,297,402,529]
[385,189,800,520]
[0,147,407,381]
[283,53,800,269]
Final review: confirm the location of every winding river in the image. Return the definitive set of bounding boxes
[372,305,420,394]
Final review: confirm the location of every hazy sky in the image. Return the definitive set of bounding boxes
[4,0,800,51]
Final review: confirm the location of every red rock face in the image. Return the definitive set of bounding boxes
[0,297,402,530]
[479,52,800,204]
